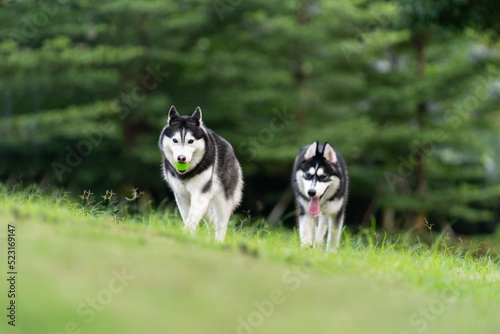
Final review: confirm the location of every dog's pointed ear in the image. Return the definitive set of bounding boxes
[191,107,203,126]
[168,106,180,125]
[304,141,319,160]
[323,142,337,164]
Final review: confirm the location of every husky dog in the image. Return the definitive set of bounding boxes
[158,106,243,241]
[292,141,348,252]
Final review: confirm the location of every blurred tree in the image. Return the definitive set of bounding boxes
[359,0,500,232]
[0,0,209,194]
[0,0,499,234]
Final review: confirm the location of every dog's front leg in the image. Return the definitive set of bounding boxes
[184,192,210,234]
[326,213,344,253]
[212,197,232,242]
[299,214,315,247]
[174,193,190,223]
[315,215,328,250]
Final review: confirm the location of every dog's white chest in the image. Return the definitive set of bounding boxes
[166,167,213,197]
[322,197,344,216]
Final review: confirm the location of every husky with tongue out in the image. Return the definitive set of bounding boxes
[292,141,348,252]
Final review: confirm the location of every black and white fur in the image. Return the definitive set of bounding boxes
[292,141,348,252]
[158,106,243,242]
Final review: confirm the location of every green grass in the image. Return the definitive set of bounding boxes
[0,186,499,334]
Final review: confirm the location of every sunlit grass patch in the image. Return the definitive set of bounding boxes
[1,184,500,334]
[2,184,500,299]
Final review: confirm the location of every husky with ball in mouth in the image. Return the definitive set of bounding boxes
[159,106,243,242]
[292,141,348,252]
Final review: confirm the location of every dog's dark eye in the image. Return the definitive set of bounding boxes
[173,138,178,143]
[304,172,312,179]
[319,174,327,181]
[188,139,194,144]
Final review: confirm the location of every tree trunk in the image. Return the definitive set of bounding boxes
[361,197,378,227]
[267,186,294,226]
[412,33,428,233]
[382,208,396,231]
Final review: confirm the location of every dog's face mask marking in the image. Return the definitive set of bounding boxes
[297,141,341,215]
[162,130,205,173]
[160,106,206,174]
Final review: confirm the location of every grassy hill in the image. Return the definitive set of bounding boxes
[0,186,499,334]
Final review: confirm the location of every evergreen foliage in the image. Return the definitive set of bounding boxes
[1,0,499,232]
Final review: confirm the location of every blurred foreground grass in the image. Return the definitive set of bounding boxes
[0,186,499,334]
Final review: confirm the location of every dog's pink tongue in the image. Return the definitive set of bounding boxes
[308,197,320,216]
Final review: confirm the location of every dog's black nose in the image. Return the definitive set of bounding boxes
[177,155,187,163]
[307,189,316,197]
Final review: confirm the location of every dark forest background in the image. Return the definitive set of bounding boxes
[1,0,500,234]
